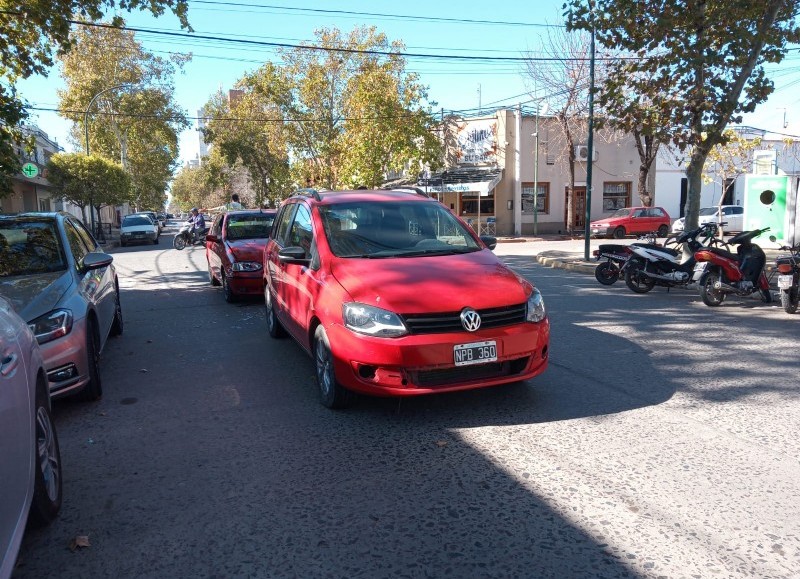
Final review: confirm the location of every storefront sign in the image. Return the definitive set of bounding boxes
[455,119,497,165]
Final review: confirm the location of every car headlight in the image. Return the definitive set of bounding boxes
[28,309,73,344]
[525,289,546,322]
[594,223,608,228]
[231,262,262,272]
[342,303,408,337]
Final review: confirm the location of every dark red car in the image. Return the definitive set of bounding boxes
[263,189,550,408]
[206,210,276,302]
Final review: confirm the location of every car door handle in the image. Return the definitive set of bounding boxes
[1,353,19,377]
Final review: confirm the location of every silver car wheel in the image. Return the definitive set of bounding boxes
[36,406,61,502]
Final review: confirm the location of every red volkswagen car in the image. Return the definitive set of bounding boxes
[263,189,550,408]
[206,209,276,302]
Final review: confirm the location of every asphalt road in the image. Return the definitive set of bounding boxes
[13,229,800,578]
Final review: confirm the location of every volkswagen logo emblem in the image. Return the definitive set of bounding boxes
[460,308,481,332]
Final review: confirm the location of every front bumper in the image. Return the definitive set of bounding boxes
[591,226,611,237]
[227,270,264,295]
[39,316,90,398]
[326,319,550,396]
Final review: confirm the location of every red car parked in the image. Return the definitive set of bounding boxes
[589,206,671,239]
[206,210,277,302]
[263,189,550,408]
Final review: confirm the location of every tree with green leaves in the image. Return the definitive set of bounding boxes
[565,0,800,229]
[56,24,188,211]
[170,164,213,212]
[47,153,130,224]
[0,1,190,194]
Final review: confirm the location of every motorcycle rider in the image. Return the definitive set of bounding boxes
[188,208,206,244]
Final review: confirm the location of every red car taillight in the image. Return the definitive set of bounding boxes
[778,264,794,274]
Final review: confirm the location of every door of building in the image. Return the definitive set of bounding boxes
[564,186,586,230]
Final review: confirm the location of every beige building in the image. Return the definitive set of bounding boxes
[419,109,645,237]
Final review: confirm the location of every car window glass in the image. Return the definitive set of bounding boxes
[64,220,90,271]
[211,215,223,237]
[274,204,297,246]
[288,205,313,258]
[733,207,743,215]
[651,208,665,217]
[70,218,98,250]
[0,220,67,276]
[225,214,275,240]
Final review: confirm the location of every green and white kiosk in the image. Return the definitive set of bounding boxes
[742,174,797,244]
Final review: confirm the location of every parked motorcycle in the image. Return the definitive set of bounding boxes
[693,227,773,306]
[770,235,800,314]
[593,233,673,286]
[173,221,208,250]
[622,222,726,293]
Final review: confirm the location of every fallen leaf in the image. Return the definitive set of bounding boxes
[69,535,91,551]
[435,440,448,448]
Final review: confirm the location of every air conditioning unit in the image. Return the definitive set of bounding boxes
[574,145,598,162]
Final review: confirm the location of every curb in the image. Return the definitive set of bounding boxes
[534,254,596,275]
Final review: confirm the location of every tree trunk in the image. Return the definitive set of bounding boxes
[685,146,710,230]
[637,165,652,206]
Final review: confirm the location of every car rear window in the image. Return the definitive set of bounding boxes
[0,220,67,277]
[123,216,153,227]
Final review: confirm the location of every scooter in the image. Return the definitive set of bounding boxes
[770,235,800,314]
[173,221,208,250]
[622,222,725,294]
[693,227,773,307]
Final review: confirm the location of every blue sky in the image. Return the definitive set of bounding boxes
[15,0,800,164]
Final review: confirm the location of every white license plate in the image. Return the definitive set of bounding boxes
[778,275,794,289]
[694,262,707,272]
[454,340,497,367]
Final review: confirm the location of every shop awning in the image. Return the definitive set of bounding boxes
[418,167,503,197]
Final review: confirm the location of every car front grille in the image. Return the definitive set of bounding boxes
[400,303,526,334]
[411,356,531,387]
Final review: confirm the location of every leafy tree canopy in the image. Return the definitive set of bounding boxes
[47,152,131,214]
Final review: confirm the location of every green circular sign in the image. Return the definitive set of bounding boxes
[21,162,39,178]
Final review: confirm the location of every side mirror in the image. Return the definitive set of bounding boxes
[480,235,497,250]
[84,252,114,270]
[206,234,219,243]
[278,246,311,264]
[769,235,777,243]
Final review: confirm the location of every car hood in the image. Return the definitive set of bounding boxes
[0,271,72,322]
[227,238,268,262]
[121,225,155,233]
[591,216,628,226]
[330,250,531,312]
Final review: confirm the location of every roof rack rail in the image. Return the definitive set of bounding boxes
[293,188,321,201]
[383,186,429,198]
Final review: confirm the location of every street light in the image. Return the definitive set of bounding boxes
[532,102,549,236]
[84,83,133,234]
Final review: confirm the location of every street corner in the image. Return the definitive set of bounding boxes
[534,251,596,275]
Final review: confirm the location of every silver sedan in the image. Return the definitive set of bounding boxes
[0,296,62,578]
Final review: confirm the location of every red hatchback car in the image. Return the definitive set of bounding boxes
[589,206,671,239]
[263,189,550,408]
[206,209,277,302]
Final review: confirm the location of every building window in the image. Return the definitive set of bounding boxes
[459,192,494,215]
[603,182,631,211]
[521,182,549,214]
[39,198,51,212]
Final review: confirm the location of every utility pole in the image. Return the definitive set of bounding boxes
[583,22,596,261]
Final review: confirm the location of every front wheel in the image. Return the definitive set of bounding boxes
[624,261,656,293]
[264,287,287,338]
[699,270,726,307]
[657,225,669,237]
[110,285,123,336]
[173,234,186,250]
[781,287,799,314]
[612,226,626,239]
[80,319,103,401]
[221,273,236,303]
[28,380,62,527]
[594,262,619,285]
[314,326,354,409]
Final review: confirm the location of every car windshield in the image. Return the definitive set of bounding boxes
[699,207,721,216]
[226,214,275,240]
[319,201,482,258]
[0,220,67,277]
[123,216,152,227]
[609,208,632,218]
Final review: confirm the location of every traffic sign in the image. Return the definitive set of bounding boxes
[21,162,39,178]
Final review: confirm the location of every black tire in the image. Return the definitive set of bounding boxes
[264,286,287,338]
[699,270,726,307]
[657,224,669,237]
[760,288,773,304]
[222,273,236,303]
[110,284,123,336]
[173,235,186,250]
[80,319,103,401]
[781,288,799,314]
[624,260,656,293]
[208,264,221,286]
[28,378,62,527]
[314,325,354,409]
[612,226,626,239]
[594,262,619,285]
[153,237,159,245]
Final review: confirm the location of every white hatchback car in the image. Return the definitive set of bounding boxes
[671,205,744,233]
[0,297,62,578]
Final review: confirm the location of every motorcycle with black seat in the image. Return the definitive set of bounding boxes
[693,227,773,307]
[770,235,800,314]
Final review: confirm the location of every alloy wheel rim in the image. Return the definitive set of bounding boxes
[265,289,274,330]
[316,340,332,396]
[36,407,60,501]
